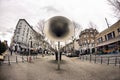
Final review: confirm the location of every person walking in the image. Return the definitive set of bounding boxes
[9,47,13,56]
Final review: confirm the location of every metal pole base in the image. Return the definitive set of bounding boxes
[28,56,32,63]
[57,41,60,70]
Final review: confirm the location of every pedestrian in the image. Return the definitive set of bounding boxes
[14,45,18,54]
[9,47,13,56]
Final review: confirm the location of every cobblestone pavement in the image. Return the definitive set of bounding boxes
[0,55,120,80]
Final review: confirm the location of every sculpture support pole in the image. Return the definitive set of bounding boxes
[58,41,60,70]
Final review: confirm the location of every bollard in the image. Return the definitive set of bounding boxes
[80,55,81,60]
[36,55,37,59]
[107,57,109,65]
[86,56,87,60]
[27,56,28,62]
[90,55,91,62]
[83,55,84,61]
[33,55,35,60]
[0,61,2,65]
[94,55,96,63]
[119,59,120,68]
[8,56,10,65]
[101,56,103,64]
[22,56,24,63]
[115,56,117,66]
[16,56,18,63]
[32,56,34,60]
[33,56,35,60]
[28,56,32,63]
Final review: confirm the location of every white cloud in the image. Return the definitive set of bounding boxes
[0,0,118,45]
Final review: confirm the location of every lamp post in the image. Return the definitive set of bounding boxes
[42,40,44,57]
[86,39,90,54]
[93,29,97,53]
[57,41,60,70]
[72,36,75,54]
[15,35,19,54]
[29,36,32,63]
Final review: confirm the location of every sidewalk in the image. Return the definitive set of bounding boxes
[0,55,120,80]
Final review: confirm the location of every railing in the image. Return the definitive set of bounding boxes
[79,54,120,68]
[0,54,38,65]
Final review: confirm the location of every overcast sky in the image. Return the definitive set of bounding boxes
[0,0,118,45]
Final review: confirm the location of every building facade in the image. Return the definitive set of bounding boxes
[11,19,44,51]
[62,39,80,53]
[74,39,80,51]
[79,28,99,54]
[96,20,120,54]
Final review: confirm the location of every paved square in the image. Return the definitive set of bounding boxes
[0,55,120,80]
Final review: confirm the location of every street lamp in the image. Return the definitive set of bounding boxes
[29,36,32,63]
[16,35,19,54]
[86,39,90,54]
[72,36,75,54]
[42,40,45,57]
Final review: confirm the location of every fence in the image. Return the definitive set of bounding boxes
[79,54,120,68]
[0,54,38,65]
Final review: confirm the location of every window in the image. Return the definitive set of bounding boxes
[112,31,115,38]
[105,35,107,41]
[118,28,120,35]
[90,30,93,32]
[26,28,29,36]
[19,26,21,28]
[26,32,28,38]
[91,34,93,37]
[16,36,19,41]
[98,37,103,43]
[86,35,89,37]
[26,38,27,42]
[87,40,90,43]
[19,22,22,25]
[85,40,86,44]
[85,30,88,32]
[92,43,94,46]
[84,35,86,38]
[107,33,112,40]
[22,37,23,42]
[107,31,115,40]
[91,39,94,43]
[17,29,20,34]
[23,29,25,36]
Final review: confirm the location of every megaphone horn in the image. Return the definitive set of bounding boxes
[44,16,74,41]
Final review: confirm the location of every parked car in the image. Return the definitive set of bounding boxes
[66,52,72,57]
[67,50,80,57]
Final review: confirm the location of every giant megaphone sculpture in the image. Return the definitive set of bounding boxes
[44,16,74,70]
[44,16,74,41]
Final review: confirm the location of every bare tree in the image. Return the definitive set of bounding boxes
[37,19,55,50]
[88,21,97,29]
[36,19,45,35]
[70,21,82,54]
[108,0,120,19]
[73,21,82,39]
[88,21,99,53]
[36,19,46,57]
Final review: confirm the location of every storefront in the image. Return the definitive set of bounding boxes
[96,36,120,54]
